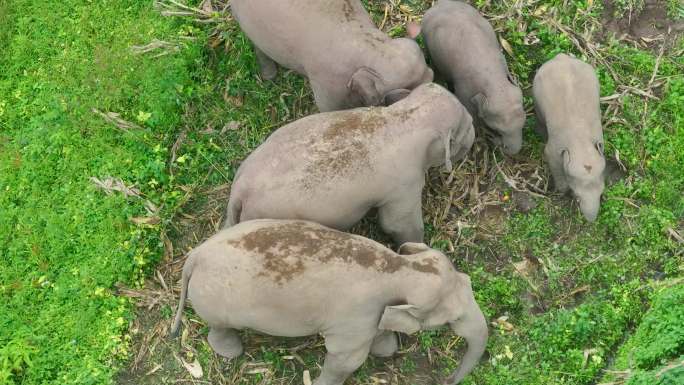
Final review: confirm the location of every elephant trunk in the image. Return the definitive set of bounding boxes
[447,307,488,384]
[502,132,522,155]
[579,193,601,222]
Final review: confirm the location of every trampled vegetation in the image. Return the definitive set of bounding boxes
[1,1,682,385]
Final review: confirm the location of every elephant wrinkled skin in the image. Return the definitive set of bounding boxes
[171,219,488,385]
[533,53,606,222]
[224,83,474,246]
[419,0,526,154]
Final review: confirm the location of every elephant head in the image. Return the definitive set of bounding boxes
[378,243,488,384]
[470,71,526,155]
[348,37,433,107]
[562,141,606,222]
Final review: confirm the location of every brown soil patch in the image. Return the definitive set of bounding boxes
[603,0,684,48]
[475,204,510,241]
[511,190,539,213]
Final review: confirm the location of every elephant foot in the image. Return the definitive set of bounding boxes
[553,179,570,194]
[259,64,277,81]
[254,46,278,81]
[370,331,398,358]
[208,327,243,359]
[556,185,570,194]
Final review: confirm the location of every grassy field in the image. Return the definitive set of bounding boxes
[0,0,203,382]
[1,1,683,385]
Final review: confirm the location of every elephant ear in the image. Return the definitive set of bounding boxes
[383,88,411,105]
[378,305,422,335]
[348,67,384,106]
[398,242,431,255]
[561,148,571,172]
[595,141,605,157]
[470,93,488,119]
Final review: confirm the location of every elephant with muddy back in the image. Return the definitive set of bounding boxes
[171,219,488,385]
[223,83,475,247]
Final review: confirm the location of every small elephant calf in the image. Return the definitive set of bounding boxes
[418,0,526,154]
[225,83,475,246]
[171,219,488,385]
[533,53,606,221]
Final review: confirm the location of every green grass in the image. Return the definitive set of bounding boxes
[669,0,684,19]
[0,0,202,383]
[602,283,684,385]
[611,0,646,17]
[1,1,683,385]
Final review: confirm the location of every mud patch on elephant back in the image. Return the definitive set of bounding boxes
[301,111,387,189]
[411,259,439,275]
[324,110,388,141]
[261,256,306,284]
[301,139,371,190]
[228,222,438,284]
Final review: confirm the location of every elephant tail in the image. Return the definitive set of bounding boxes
[170,253,195,338]
[223,195,243,228]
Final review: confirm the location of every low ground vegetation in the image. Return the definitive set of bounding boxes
[0,1,682,385]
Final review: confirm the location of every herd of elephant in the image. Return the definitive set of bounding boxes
[169,1,608,384]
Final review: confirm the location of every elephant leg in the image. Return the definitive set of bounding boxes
[313,335,373,385]
[370,331,398,358]
[535,120,548,141]
[378,196,424,246]
[208,327,243,359]
[545,147,569,193]
[254,46,277,81]
[534,112,548,141]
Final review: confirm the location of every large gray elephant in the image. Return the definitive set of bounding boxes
[230,0,434,111]
[533,53,606,221]
[224,83,475,246]
[171,219,488,385]
[416,0,526,154]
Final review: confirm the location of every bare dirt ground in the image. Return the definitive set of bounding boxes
[603,0,684,48]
